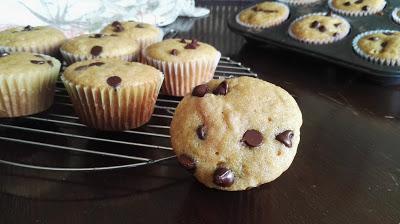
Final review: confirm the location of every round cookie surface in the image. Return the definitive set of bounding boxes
[237,2,290,28]
[289,13,350,44]
[329,0,386,16]
[170,77,303,191]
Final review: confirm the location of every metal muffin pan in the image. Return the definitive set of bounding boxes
[228,0,400,84]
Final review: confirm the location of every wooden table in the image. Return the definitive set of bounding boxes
[0,2,399,224]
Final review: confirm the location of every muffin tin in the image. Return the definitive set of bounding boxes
[228,0,400,84]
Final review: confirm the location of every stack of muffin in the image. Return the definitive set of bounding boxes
[0,21,221,130]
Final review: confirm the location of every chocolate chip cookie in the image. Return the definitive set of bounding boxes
[170,77,303,191]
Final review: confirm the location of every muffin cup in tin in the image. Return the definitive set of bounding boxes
[392,8,400,24]
[328,0,387,16]
[352,30,400,66]
[278,0,320,5]
[288,12,351,44]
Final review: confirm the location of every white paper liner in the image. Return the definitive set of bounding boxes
[278,0,319,5]
[0,58,60,117]
[0,44,61,57]
[392,8,400,24]
[143,50,221,96]
[328,0,386,16]
[288,12,351,44]
[61,75,163,131]
[352,30,400,66]
[137,28,164,63]
[235,3,290,29]
[60,48,138,65]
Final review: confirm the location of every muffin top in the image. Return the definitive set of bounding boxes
[60,34,139,57]
[144,38,220,63]
[101,21,161,42]
[290,13,350,42]
[238,1,290,27]
[0,52,61,76]
[170,77,302,191]
[0,25,66,48]
[63,58,163,89]
[357,31,400,60]
[330,0,386,13]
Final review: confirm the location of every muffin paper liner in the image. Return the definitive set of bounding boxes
[235,3,290,29]
[392,8,400,24]
[143,50,221,96]
[0,44,61,57]
[60,48,138,65]
[61,75,163,131]
[352,30,400,66]
[137,28,164,63]
[328,0,386,16]
[278,0,319,6]
[0,60,60,117]
[288,12,351,44]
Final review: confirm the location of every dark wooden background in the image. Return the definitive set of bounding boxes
[0,1,399,224]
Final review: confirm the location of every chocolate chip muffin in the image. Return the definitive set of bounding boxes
[101,21,162,61]
[328,0,386,16]
[353,30,400,66]
[236,1,290,29]
[0,25,66,56]
[0,52,61,117]
[60,34,139,64]
[289,12,351,44]
[61,58,163,131]
[170,77,303,191]
[143,38,221,96]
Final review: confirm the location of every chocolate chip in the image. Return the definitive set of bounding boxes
[30,60,45,64]
[275,130,294,147]
[196,125,207,140]
[179,38,186,43]
[90,46,102,56]
[191,39,200,47]
[74,65,88,71]
[242,130,263,147]
[23,25,33,31]
[355,0,363,4]
[213,167,234,187]
[0,52,10,57]
[252,6,261,12]
[318,25,327,32]
[113,25,124,32]
[135,23,145,28]
[90,33,104,38]
[326,11,333,16]
[310,21,320,28]
[47,60,53,66]
[111,21,121,27]
[192,84,209,97]
[106,76,122,88]
[170,49,178,56]
[361,5,369,11]
[381,41,388,48]
[212,81,228,95]
[368,36,379,41]
[332,32,339,37]
[343,1,351,6]
[177,154,196,172]
[184,43,197,49]
[89,62,105,66]
[262,9,278,13]
[334,23,341,27]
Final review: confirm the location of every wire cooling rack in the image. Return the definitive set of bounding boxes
[0,56,257,171]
